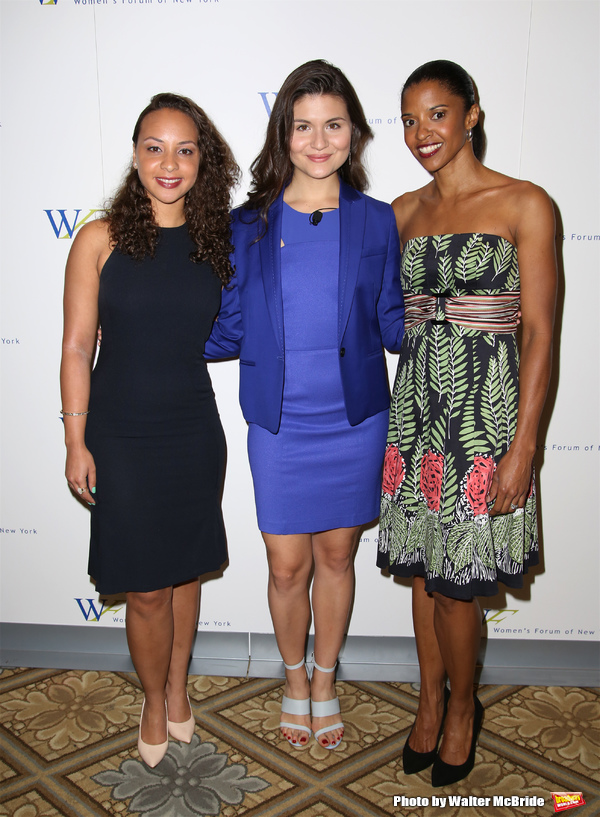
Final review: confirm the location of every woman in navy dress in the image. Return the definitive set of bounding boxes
[206,60,404,749]
[60,94,238,767]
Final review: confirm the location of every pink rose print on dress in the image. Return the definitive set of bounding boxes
[420,450,444,512]
[382,444,406,496]
[465,455,496,516]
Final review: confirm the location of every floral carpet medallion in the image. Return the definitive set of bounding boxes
[0,670,139,761]
[93,735,268,816]
[494,686,600,774]
[1,670,598,817]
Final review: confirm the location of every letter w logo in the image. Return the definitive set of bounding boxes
[75,598,106,621]
[44,209,102,239]
[482,608,518,624]
[258,92,278,117]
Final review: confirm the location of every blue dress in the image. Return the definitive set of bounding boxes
[247,203,389,534]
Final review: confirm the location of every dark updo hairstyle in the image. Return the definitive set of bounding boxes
[245,59,374,229]
[106,92,239,285]
[402,60,485,161]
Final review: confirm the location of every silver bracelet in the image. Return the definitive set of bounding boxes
[60,410,90,416]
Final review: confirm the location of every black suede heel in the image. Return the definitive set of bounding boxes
[431,695,483,787]
[403,686,449,775]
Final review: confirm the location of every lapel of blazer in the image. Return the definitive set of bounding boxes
[338,182,365,342]
[258,192,285,353]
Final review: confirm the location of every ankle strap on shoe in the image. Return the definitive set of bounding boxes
[313,660,337,673]
[283,658,306,671]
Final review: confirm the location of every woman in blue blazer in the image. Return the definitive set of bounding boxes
[206,60,404,751]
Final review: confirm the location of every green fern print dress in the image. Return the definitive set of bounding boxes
[378,233,538,599]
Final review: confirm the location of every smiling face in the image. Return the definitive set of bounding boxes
[401,80,479,171]
[288,94,352,183]
[133,108,200,224]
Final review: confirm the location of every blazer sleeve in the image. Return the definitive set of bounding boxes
[377,208,405,352]
[204,271,243,360]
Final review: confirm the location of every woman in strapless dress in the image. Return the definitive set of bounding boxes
[378,60,557,786]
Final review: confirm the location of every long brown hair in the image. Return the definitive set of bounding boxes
[106,93,239,284]
[246,60,373,230]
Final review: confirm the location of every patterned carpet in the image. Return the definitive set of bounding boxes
[0,668,598,817]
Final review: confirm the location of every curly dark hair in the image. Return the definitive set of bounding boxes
[106,92,239,285]
[245,60,373,231]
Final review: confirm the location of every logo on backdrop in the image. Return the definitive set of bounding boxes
[482,609,595,638]
[0,526,37,534]
[75,597,123,622]
[257,91,401,129]
[557,232,600,242]
[538,442,599,453]
[258,92,277,116]
[45,209,102,239]
[39,0,58,5]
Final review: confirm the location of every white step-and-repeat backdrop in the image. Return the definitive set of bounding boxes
[1,0,598,645]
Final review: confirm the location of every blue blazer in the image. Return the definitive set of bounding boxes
[205,182,404,433]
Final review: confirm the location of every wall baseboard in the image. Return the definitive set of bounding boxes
[1,624,597,686]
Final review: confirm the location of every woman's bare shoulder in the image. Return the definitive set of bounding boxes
[67,217,113,274]
[484,170,551,208]
[490,175,555,235]
[75,216,111,246]
[392,185,432,229]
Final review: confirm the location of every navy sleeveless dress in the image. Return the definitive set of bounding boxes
[85,225,227,595]
[247,203,389,534]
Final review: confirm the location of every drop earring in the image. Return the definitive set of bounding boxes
[467,129,473,142]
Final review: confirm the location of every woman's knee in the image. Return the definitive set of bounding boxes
[127,587,172,617]
[432,592,473,614]
[268,560,309,593]
[314,547,353,576]
[313,534,357,575]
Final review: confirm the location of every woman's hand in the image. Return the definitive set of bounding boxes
[65,444,97,505]
[487,446,533,515]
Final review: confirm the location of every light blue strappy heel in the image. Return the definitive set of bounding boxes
[311,661,344,750]
[280,658,312,748]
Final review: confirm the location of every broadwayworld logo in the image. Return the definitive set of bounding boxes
[552,792,586,812]
[45,209,102,239]
[75,598,123,622]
